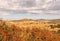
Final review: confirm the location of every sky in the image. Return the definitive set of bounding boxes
[0,0,60,20]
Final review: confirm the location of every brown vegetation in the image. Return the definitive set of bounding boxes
[0,20,60,41]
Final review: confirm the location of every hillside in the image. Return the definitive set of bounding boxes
[0,19,60,41]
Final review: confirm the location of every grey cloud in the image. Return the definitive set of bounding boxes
[0,0,60,14]
[47,0,60,10]
[0,8,28,14]
[19,0,36,7]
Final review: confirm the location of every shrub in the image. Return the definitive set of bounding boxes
[57,30,60,34]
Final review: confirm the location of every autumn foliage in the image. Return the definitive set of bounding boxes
[0,20,60,41]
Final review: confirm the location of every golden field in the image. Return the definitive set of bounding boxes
[0,19,60,41]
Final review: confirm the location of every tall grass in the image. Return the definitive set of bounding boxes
[0,20,60,41]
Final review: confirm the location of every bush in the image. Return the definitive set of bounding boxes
[50,25,55,29]
[50,24,60,29]
[57,30,60,34]
[56,24,60,28]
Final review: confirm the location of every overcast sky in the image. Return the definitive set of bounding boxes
[0,0,60,20]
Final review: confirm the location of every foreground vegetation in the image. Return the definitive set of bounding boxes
[0,20,60,41]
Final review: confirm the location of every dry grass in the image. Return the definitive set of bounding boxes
[0,20,60,41]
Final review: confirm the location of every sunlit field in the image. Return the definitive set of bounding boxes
[0,19,60,41]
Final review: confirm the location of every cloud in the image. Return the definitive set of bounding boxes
[0,0,60,15]
[50,0,60,10]
[0,12,10,15]
[44,0,60,10]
